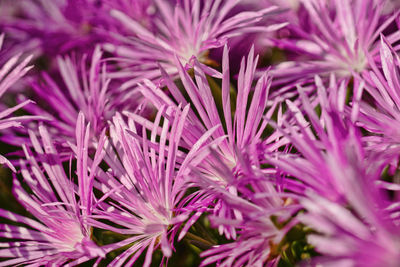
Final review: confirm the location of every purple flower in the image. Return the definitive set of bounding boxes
[87,105,219,267]
[0,0,120,60]
[192,152,300,266]
[2,1,400,265]
[137,45,282,239]
[298,173,400,266]
[143,45,278,184]
[0,33,37,171]
[3,46,119,158]
[268,0,399,85]
[103,0,286,90]
[265,75,366,202]
[357,35,400,167]
[253,69,400,267]
[101,0,156,30]
[0,113,106,266]
[262,70,400,265]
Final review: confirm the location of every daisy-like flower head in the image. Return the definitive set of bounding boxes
[262,73,400,266]
[299,197,400,267]
[88,104,220,267]
[0,33,38,172]
[192,152,302,267]
[31,46,112,140]
[0,0,119,60]
[358,35,400,166]
[140,45,279,184]
[103,0,287,90]
[3,45,119,158]
[269,0,400,85]
[136,45,282,238]
[0,113,106,266]
[265,75,366,203]
[298,162,400,267]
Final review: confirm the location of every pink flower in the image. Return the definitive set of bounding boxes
[137,45,282,239]
[193,152,300,267]
[357,35,400,167]
[0,113,106,266]
[268,0,399,86]
[87,105,219,267]
[103,0,286,90]
[299,179,400,266]
[0,33,38,171]
[3,46,121,159]
[265,75,365,202]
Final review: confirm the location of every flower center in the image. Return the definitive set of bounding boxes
[51,219,85,252]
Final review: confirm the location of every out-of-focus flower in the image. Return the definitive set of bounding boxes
[358,35,400,166]
[0,33,38,171]
[0,0,115,60]
[298,169,400,266]
[103,0,287,90]
[101,0,156,30]
[87,105,219,267]
[0,113,106,266]
[263,71,400,266]
[193,153,301,267]
[268,0,399,85]
[31,46,112,141]
[2,46,119,157]
[242,0,300,11]
[265,75,366,202]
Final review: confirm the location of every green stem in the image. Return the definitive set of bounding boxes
[184,232,215,250]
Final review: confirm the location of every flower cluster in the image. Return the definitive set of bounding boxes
[0,1,399,266]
